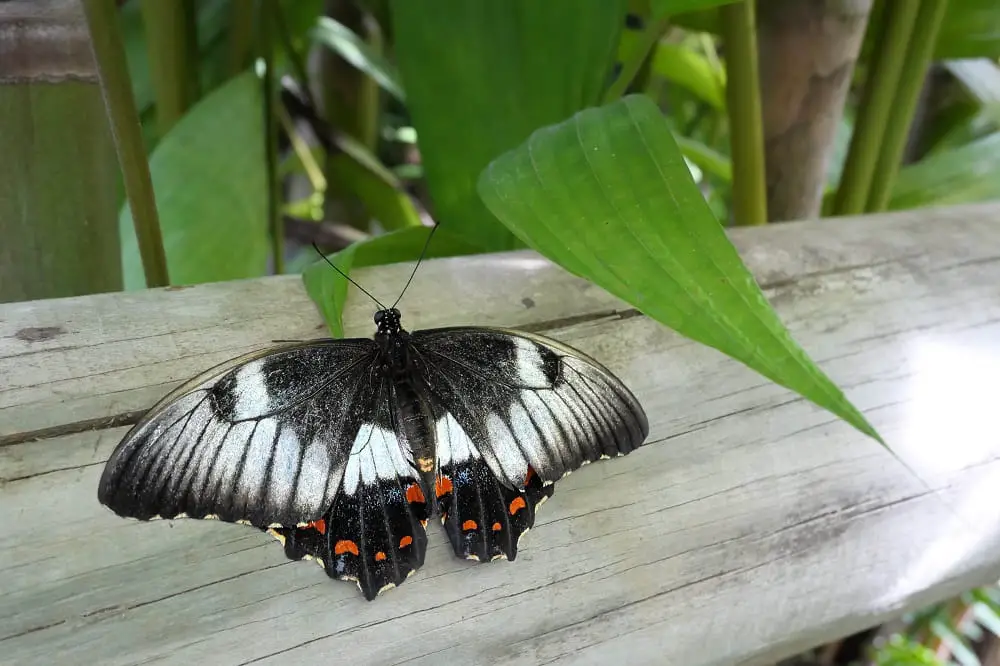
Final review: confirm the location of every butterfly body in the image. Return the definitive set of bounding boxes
[98,308,648,600]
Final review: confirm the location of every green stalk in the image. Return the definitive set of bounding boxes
[140,0,198,134]
[603,15,668,103]
[82,0,169,289]
[866,0,950,212]
[830,0,919,216]
[260,0,283,274]
[227,0,256,76]
[721,0,767,225]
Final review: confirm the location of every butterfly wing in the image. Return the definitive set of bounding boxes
[98,339,431,599]
[269,373,431,600]
[409,327,648,562]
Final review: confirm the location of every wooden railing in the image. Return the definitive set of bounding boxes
[2,203,1000,664]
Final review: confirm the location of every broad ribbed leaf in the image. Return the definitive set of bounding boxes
[120,71,267,288]
[390,0,627,251]
[478,94,882,443]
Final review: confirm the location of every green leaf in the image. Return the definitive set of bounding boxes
[930,618,981,666]
[477,94,882,444]
[675,134,732,182]
[120,70,268,289]
[972,588,1000,635]
[889,131,1000,209]
[327,152,423,231]
[302,226,485,337]
[649,42,726,109]
[310,16,405,102]
[935,0,1000,59]
[390,0,627,251]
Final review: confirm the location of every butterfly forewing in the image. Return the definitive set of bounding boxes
[98,340,377,527]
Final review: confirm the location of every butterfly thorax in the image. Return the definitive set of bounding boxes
[373,307,437,480]
[374,308,412,379]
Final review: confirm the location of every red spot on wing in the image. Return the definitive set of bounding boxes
[334,539,359,556]
[307,519,326,535]
[399,535,413,548]
[509,497,527,515]
[525,466,536,486]
[492,522,502,532]
[406,483,425,503]
[462,519,478,531]
[375,551,387,562]
[435,476,453,497]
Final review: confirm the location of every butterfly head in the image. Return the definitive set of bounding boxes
[374,307,403,336]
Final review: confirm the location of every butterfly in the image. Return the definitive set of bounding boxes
[98,252,649,601]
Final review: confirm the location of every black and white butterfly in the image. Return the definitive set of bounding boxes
[99,297,648,601]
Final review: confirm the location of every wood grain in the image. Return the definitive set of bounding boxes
[2,203,1000,665]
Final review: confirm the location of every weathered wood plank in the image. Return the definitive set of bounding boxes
[2,203,1000,665]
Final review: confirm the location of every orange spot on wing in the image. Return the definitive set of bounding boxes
[399,535,413,548]
[375,551,387,562]
[525,466,536,485]
[462,519,478,531]
[334,539,359,556]
[492,522,502,532]
[307,519,326,535]
[435,476,453,497]
[406,483,425,503]
[509,497,527,515]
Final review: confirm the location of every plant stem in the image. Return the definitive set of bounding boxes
[866,0,950,212]
[260,0,283,274]
[227,0,255,76]
[721,0,767,225]
[603,15,669,103]
[82,0,169,288]
[830,0,919,216]
[139,0,198,134]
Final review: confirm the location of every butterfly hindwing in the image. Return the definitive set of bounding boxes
[269,377,431,599]
[433,427,554,561]
[411,327,647,561]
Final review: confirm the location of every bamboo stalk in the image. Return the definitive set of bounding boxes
[865,0,950,212]
[82,0,170,289]
[227,0,255,76]
[139,0,198,134]
[830,0,919,216]
[260,0,283,274]
[0,0,126,301]
[721,0,768,225]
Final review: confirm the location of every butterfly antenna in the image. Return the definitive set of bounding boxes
[391,224,438,309]
[311,243,387,310]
